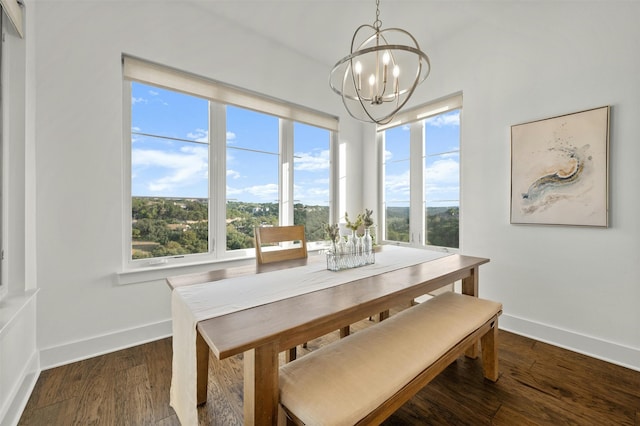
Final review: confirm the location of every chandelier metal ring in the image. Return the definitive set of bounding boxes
[329,1,431,125]
[330,43,431,100]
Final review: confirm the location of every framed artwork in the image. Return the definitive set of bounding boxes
[510,106,610,227]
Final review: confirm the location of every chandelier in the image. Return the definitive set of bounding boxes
[329,0,431,125]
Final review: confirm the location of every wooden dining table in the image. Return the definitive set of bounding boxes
[167,246,489,426]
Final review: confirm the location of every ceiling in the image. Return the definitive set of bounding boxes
[192,1,498,68]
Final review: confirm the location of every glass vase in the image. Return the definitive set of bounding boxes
[345,231,355,255]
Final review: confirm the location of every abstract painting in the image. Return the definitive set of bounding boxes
[510,106,609,227]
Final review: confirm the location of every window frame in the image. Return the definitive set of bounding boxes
[377,93,462,251]
[122,56,338,271]
[0,14,5,300]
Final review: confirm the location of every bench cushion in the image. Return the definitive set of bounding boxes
[279,292,502,426]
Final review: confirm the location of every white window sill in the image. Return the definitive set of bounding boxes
[0,289,39,337]
[117,245,331,286]
[117,255,255,286]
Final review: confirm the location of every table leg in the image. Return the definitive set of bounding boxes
[462,266,480,358]
[244,341,279,426]
[196,331,209,405]
[461,266,478,297]
[340,326,350,338]
[285,347,297,363]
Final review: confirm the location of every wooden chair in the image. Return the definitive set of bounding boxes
[254,225,308,362]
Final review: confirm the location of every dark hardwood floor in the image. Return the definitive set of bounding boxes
[19,317,640,425]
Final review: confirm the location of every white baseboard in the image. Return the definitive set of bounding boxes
[35,314,640,379]
[39,319,172,370]
[500,314,640,372]
[0,351,39,426]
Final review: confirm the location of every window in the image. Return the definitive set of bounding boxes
[293,122,331,243]
[225,106,280,250]
[130,83,209,260]
[379,94,461,250]
[424,110,460,248]
[123,57,338,268]
[382,125,411,243]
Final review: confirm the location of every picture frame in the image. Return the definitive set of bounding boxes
[510,106,610,227]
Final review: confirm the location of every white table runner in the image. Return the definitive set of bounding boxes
[170,246,449,425]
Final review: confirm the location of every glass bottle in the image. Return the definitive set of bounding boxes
[363,227,373,262]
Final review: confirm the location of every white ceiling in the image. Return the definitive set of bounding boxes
[192,1,501,68]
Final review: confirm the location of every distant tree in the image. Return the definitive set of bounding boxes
[426,207,459,248]
[133,218,169,244]
[386,207,410,242]
[226,224,254,250]
[152,241,188,257]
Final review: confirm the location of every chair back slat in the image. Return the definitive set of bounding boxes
[255,225,307,265]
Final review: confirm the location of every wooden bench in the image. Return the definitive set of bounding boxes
[278,291,502,425]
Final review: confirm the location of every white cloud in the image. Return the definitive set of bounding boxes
[425,157,459,184]
[187,128,208,143]
[294,183,329,204]
[306,187,330,197]
[227,169,241,179]
[131,127,143,144]
[132,145,208,193]
[132,96,147,105]
[294,149,330,171]
[425,157,460,201]
[384,170,410,199]
[227,183,278,201]
[426,111,460,127]
[227,131,237,143]
[383,158,459,202]
[148,90,159,96]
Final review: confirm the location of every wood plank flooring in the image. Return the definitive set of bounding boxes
[19,318,640,425]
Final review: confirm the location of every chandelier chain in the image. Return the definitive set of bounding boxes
[373,0,382,31]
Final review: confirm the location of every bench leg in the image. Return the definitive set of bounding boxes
[481,318,499,382]
[465,344,479,359]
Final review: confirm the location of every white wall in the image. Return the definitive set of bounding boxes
[425,2,640,368]
[28,0,640,378]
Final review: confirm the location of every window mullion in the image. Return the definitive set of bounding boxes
[329,131,339,225]
[211,102,227,258]
[409,121,425,246]
[122,81,133,267]
[377,131,386,242]
[280,119,294,226]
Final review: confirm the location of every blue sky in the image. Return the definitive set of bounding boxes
[131,82,330,205]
